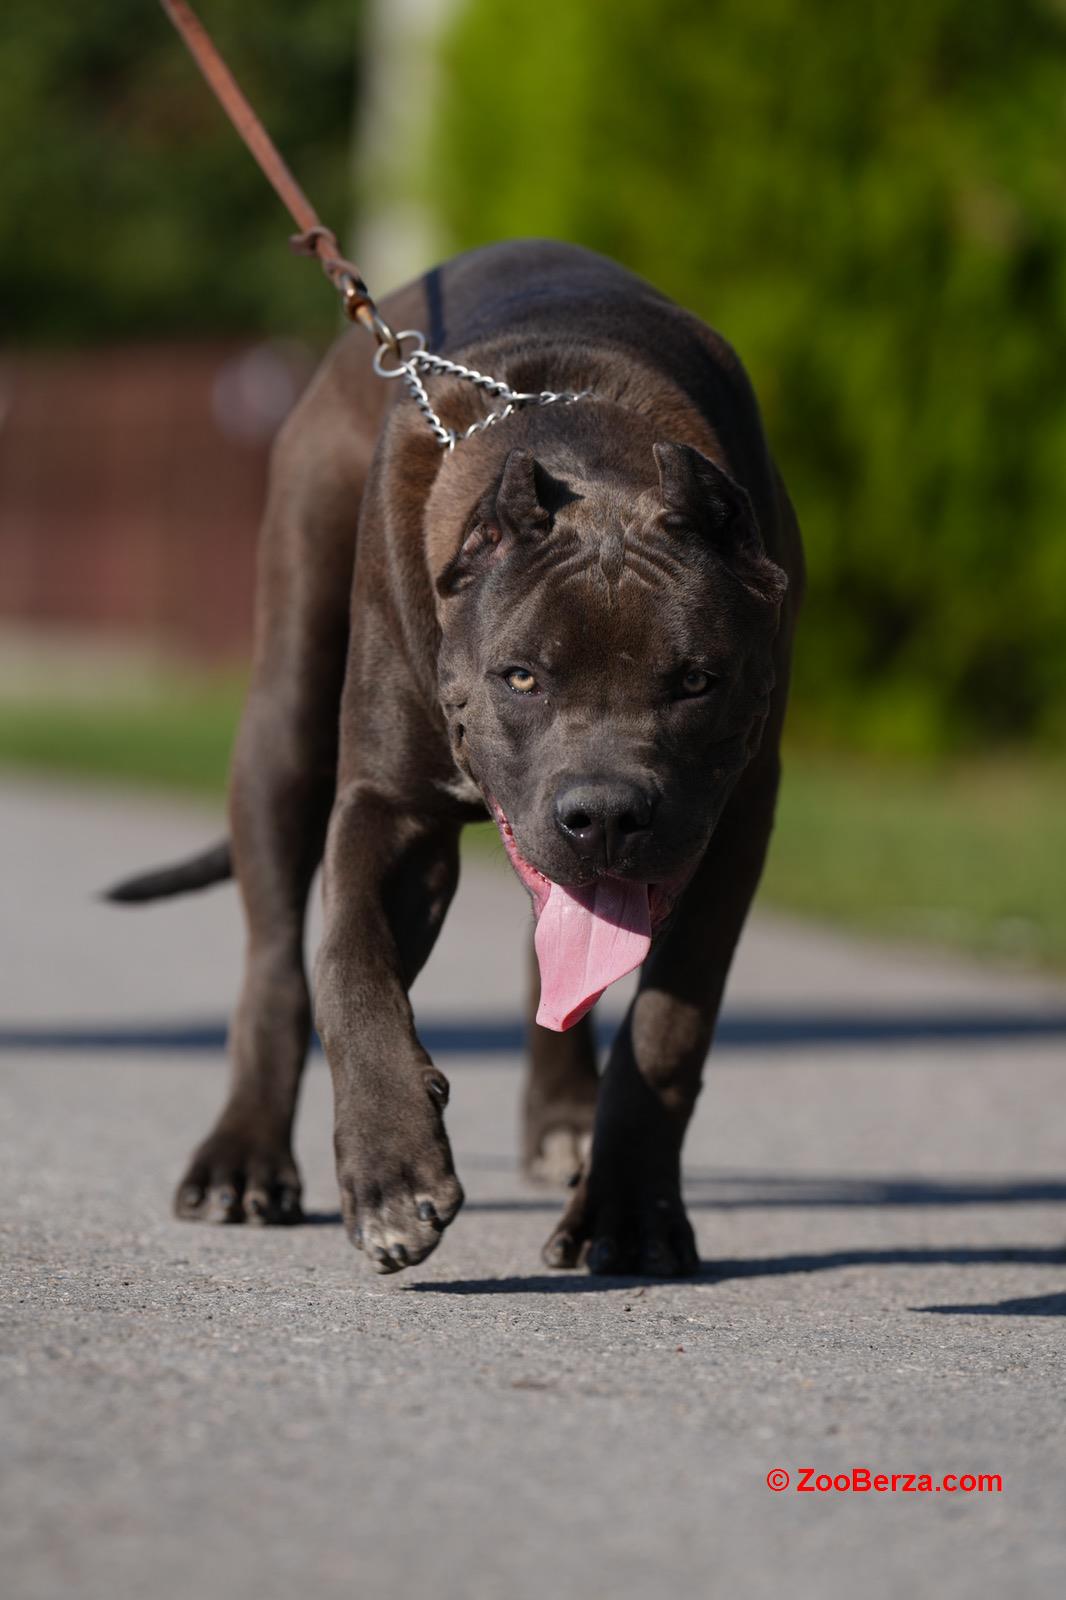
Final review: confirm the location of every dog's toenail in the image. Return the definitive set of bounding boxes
[417,1200,438,1223]
[388,1243,409,1265]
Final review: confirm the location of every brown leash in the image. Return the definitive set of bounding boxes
[158,0,593,446]
[159,0,396,347]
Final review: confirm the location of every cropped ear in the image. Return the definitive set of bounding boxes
[437,447,552,596]
[654,441,787,606]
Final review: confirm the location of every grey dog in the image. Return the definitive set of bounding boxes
[109,240,804,1278]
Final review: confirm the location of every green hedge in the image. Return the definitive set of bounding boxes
[0,0,359,342]
[431,0,1066,754]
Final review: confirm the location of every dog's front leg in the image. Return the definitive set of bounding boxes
[314,782,464,1273]
[543,756,781,1277]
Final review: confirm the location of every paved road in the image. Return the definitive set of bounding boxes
[2,776,1065,1600]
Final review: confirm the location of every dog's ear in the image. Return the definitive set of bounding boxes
[437,447,552,596]
[654,442,787,606]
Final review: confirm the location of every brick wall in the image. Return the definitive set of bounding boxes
[0,343,312,663]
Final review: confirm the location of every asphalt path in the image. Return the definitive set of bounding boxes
[2,776,1065,1599]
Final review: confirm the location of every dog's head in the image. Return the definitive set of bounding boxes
[433,427,787,1024]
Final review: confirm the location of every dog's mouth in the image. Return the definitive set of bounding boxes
[490,801,678,1032]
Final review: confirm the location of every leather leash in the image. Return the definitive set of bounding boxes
[159,0,396,348]
[158,0,593,446]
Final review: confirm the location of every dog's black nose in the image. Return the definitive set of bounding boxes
[554,780,655,866]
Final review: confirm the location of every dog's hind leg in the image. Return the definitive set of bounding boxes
[175,399,371,1226]
[522,938,600,1185]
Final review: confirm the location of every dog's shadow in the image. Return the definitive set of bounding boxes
[306,1169,1066,1313]
[402,1250,1066,1315]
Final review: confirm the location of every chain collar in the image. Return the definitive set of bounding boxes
[372,330,593,450]
[156,5,589,444]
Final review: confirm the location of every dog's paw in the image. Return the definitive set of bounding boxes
[541,1168,699,1278]
[339,1162,464,1273]
[335,1074,464,1273]
[174,1125,303,1226]
[525,1126,593,1188]
[341,1170,465,1274]
[522,1087,597,1188]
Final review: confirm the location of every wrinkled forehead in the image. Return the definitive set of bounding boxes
[475,524,738,669]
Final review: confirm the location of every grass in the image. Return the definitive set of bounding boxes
[763,754,1066,970]
[1,678,1063,973]
[0,679,245,796]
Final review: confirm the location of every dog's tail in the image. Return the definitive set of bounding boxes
[102,840,233,904]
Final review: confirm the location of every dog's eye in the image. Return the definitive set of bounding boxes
[506,668,538,694]
[679,669,713,697]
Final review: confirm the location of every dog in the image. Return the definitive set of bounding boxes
[109,239,803,1277]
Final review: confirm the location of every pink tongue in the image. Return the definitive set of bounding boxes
[533,878,652,1032]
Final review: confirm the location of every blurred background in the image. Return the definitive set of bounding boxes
[1,0,1063,969]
